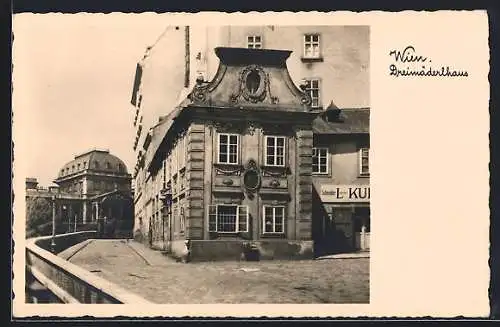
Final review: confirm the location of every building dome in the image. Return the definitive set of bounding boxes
[57,149,129,179]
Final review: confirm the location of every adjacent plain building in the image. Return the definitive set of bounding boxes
[130,25,370,260]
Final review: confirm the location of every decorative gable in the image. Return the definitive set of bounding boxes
[188,47,312,111]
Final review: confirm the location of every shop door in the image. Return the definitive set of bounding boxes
[353,208,370,251]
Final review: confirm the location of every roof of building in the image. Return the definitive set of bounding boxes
[56,149,129,180]
[312,108,370,134]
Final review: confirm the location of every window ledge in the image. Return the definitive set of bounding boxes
[260,233,286,239]
[261,165,290,172]
[208,232,249,239]
[214,163,243,168]
[301,56,324,63]
[358,174,370,178]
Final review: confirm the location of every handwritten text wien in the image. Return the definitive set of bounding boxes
[389,46,468,78]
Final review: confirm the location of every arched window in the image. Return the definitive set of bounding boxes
[106,161,111,169]
[94,161,100,169]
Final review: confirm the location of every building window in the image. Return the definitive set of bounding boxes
[94,161,100,169]
[263,206,285,234]
[247,35,262,49]
[312,147,329,174]
[359,147,370,176]
[106,162,111,169]
[180,206,185,232]
[162,160,167,189]
[208,204,248,233]
[83,161,87,168]
[265,136,286,167]
[217,133,239,164]
[304,79,321,108]
[303,34,321,58]
[178,136,186,169]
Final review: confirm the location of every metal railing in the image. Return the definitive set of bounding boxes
[25,231,153,304]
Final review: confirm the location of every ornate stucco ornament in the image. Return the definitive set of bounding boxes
[299,79,313,106]
[231,65,269,105]
[242,159,261,194]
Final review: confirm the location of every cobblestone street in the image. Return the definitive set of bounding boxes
[67,239,370,304]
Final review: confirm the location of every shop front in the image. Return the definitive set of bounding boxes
[313,184,370,255]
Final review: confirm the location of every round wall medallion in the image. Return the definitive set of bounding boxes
[243,168,261,192]
[241,65,267,103]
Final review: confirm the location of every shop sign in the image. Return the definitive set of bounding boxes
[320,184,370,203]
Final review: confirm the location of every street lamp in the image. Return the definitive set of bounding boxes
[62,205,68,232]
[50,195,57,253]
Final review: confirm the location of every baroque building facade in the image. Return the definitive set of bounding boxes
[131,25,370,260]
[135,48,317,261]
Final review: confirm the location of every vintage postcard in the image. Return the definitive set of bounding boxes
[12,11,490,318]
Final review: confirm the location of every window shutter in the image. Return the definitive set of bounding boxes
[208,205,217,232]
[237,205,249,232]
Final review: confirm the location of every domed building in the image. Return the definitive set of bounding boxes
[53,148,133,237]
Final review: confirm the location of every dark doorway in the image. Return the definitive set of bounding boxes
[100,192,133,238]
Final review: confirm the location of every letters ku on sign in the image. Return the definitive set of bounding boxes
[320,184,370,203]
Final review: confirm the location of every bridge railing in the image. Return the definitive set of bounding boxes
[25,231,153,304]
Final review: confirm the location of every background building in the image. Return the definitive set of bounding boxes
[130,25,370,258]
[26,149,134,238]
[311,106,370,255]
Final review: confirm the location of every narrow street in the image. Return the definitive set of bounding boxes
[67,239,370,304]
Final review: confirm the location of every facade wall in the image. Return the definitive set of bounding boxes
[135,116,316,261]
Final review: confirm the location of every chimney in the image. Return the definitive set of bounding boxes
[25,177,38,190]
[324,101,343,122]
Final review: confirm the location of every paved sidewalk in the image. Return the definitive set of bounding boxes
[315,252,370,260]
[124,239,175,266]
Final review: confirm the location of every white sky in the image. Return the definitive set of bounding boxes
[13,13,169,186]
